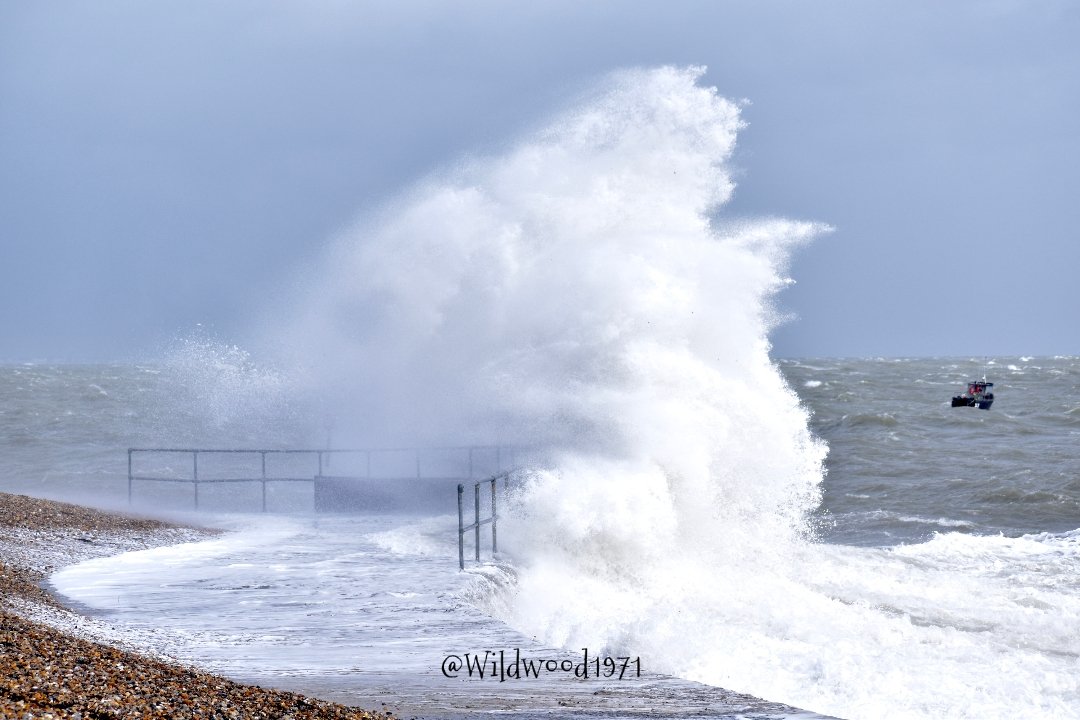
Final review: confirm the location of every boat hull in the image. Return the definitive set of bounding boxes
[952,395,993,410]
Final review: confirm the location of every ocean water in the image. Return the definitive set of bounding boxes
[10,358,1080,719]
[4,66,1080,719]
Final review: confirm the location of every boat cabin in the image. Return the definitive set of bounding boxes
[952,380,994,410]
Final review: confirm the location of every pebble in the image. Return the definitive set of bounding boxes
[0,492,395,720]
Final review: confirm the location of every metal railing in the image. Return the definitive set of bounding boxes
[458,471,510,570]
[127,446,513,511]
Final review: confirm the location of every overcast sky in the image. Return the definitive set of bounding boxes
[2,1,1078,362]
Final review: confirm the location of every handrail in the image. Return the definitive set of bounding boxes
[127,445,513,511]
[458,470,510,570]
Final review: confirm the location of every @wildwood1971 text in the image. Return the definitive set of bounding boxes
[441,649,641,681]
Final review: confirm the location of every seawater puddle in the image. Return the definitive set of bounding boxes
[49,513,827,719]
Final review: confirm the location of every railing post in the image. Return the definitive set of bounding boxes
[127,449,133,505]
[474,482,481,562]
[193,451,199,510]
[457,483,465,570]
[490,477,498,555]
[261,451,267,513]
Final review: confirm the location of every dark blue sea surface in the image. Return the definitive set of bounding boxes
[778,356,1080,546]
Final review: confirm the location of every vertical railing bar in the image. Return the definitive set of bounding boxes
[458,483,465,571]
[261,451,267,513]
[127,449,133,505]
[490,476,498,555]
[193,451,199,510]
[474,483,481,562]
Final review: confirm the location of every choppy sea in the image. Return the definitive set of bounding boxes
[3,356,1079,719]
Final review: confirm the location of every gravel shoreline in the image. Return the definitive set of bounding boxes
[0,491,395,719]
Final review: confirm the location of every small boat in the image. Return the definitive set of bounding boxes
[952,379,994,410]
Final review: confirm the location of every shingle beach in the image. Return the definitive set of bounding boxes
[0,492,394,720]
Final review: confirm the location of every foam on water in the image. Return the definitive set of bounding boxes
[50,514,486,678]
[51,514,822,719]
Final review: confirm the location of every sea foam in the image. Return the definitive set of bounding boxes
[272,64,837,709]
